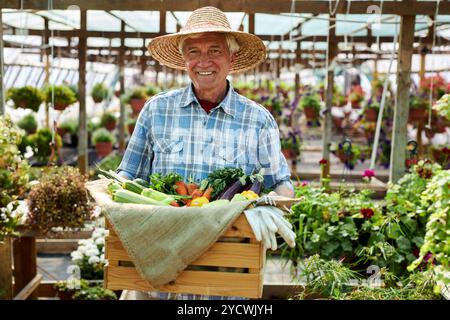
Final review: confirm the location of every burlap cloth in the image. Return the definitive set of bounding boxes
[85,179,253,288]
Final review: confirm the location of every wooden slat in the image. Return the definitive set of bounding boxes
[36,239,79,254]
[13,274,43,300]
[107,267,261,298]
[107,240,261,268]
[37,281,58,298]
[13,236,37,299]
[0,238,13,300]
[107,213,255,239]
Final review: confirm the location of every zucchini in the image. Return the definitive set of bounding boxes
[113,189,170,206]
[133,178,150,188]
[122,181,145,194]
[107,181,122,195]
[141,188,172,201]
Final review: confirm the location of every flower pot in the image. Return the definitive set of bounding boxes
[114,90,121,98]
[104,120,117,131]
[303,107,319,120]
[18,100,28,108]
[93,96,103,103]
[332,117,344,129]
[57,290,75,300]
[54,102,69,111]
[95,142,113,157]
[364,108,378,122]
[130,98,146,115]
[408,108,428,123]
[351,101,361,109]
[127,123,135,135]
[282,148,297,160]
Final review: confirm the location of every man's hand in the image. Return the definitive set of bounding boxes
[273,184,295,198]
[244,206,296,250]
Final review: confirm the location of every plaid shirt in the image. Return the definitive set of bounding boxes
[117,81,293,190]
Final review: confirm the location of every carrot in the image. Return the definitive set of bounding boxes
[202,187,213,201]
[174,181,188,196]
[190,189,204,200]
[186,183,199,195]
[170,200,180,207]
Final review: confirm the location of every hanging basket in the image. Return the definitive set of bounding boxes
[364,108,378,122]
[408,108,428,123]
[54,103,69,111]
[282,148,297,160]
[95,142,113,157]
[130,99,146,115]
[104,120,117,131]
[303,107,319,120]
[351,101,362,109]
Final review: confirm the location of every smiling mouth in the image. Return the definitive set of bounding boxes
[197,71,215,76]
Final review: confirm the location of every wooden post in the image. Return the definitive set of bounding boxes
[0,238,13,300]
[373,53,379,80]
[78,10,88,174]
[118,20,126,153]
[0,9,5,115]
[44,18,50,128]
[294,41,301,99]
[416,46,428,156]
[248,13,255,34]
[13,237,37,300]
[390,15,416,183]
[321,14,337,183]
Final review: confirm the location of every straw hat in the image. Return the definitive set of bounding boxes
[147,6,267,74]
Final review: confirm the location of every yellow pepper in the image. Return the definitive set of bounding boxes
[189,196,210,207]
[241,190,259,200]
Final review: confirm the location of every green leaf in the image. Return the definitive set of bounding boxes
[396,236,411,251]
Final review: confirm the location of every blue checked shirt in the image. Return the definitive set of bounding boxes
[117,81,293,191]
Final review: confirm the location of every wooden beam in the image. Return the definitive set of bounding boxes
[3,1,449,15]
[390,15,416,183]
[248,13,255,34]
[13,274,43,300]
[78,10,88,174]
[0,9,5,115]
[0,238,13,300]
[321,14,337,183]
[160,11,166,34]
[13,237,37,299]
[118,20,126,153]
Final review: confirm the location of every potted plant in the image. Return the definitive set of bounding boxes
[409,95,428,123]
[0,115,30,241]
[58,119,79,147]
[123,87,147,116]
[348,86,365,109]
[44,85,77,111]
[71,227,108,280]
[330,142,361,170]
[299,93,321,120]
[430,145,450,167]
[92,128,116,157]
[100,112,117,131]
[91,83,110,103]
[333,93,347,107]
[54,279,89,300]
[146,84,160,98]
[7,86,44,112]
[17,114,38,134]
[72,283,117,300]
[26,128,63,163]
[432,93,449,122]
[419,74,447,100]
[126,118,137,135]
[364,98,380,122]
[26,166,93,235]
[280,130,301,160]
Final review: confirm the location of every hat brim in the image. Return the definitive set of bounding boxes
[147,29,267,74]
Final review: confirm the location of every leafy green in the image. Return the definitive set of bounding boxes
[148,172,183,195]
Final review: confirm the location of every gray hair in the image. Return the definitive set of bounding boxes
[178,33,240,55]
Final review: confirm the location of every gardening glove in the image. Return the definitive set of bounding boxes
[244,205,296,251]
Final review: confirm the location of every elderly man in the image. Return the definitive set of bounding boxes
[117,6,295,299]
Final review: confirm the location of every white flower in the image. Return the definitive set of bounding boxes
[91,206,102,219]
[24,145,34,159]
[85,248,100,257]
[88,256,100,264]
[95,237,105,246]
[71,251,83,261]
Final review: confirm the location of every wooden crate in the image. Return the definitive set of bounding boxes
[104,214,266,299]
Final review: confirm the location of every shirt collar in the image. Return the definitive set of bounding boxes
[180,80,237,119]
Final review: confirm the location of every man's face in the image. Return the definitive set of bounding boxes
[182,33,235,92]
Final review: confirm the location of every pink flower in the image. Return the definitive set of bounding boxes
[301,181,309,187]
[362,169,376,178]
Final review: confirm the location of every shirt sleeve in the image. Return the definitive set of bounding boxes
[257,116,293,190]
[116,101,153,181]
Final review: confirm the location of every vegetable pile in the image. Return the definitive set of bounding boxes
[99,168,266,207]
